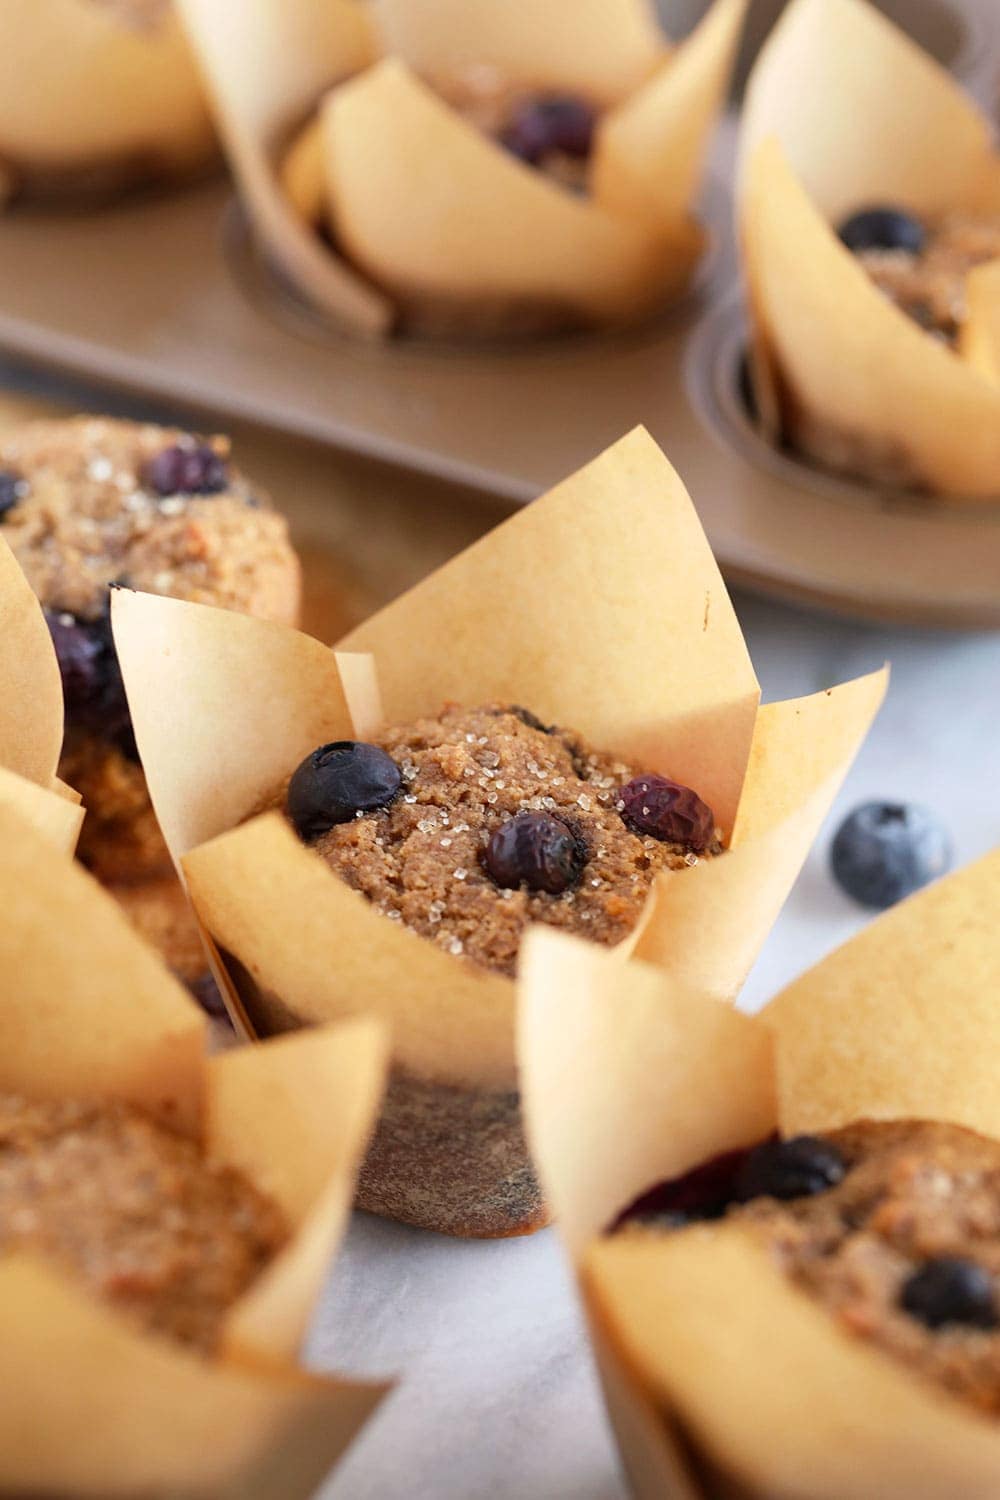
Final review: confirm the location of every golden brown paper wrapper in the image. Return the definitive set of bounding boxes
[369,0,667,104]
[178,0,744,335]
[0,537,84,850]
[0,0,216,199]
[175,0,392,336]
[0,544,82,842]
[738,0,1000,498]
[520,848,1000,1500]
[0,535,64,789]
[0,802,390,1497]
[112,427,885,1236]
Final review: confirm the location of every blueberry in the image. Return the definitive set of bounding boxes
[619,774,715,851]
[143,442,228,497]
[508,705,554,735]
[830,802,952,910]
[500,95,597,166]
[0,468,28,519]
[612,1144,754,1231]
[838,206,926,255]
[900,1257,998,1330]
[484,811,585,895]
[734,1135,847,1201]
[287,741,401,839]
[187,972,230,1022]
[45,603,136,757]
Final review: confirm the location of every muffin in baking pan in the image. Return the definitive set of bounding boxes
[739,0,1000,498]
[175,0,746,337]
[0,0,216,203]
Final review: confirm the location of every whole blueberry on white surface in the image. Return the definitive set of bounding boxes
[830,801,952,910]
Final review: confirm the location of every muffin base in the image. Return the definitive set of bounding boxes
[233,968,546,1237]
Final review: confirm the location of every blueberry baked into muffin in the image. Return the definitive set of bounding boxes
[615,1121,1000,1411]
[838,207,1000,347]
[270,702,721,976]
[0,417,299,988]
[0,1089,288,1355]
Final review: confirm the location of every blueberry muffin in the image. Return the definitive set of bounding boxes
[615,1120,1000,1413]
[838,206,1000,345]
[0,1089,288,1354]
[270,701,722,978]
[0,0,216,204]
[1,416,300,884]
[2,416,299,1006]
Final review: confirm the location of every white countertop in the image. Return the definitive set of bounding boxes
[316,589,1000,1500]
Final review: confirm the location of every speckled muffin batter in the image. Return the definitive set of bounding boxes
[274,702,721,978]
[0,1090,288,1354]
[859,213,1000,344]
[0,416,300,883]
[618,1119,1000,1414]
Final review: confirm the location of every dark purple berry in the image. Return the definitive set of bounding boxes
[188,972,231,1022]
[287,740,401,840]
[619,774,715,851]
[0,468,28,519]
[508,705,554,735]
[900,1258,998,1330]
[838,206,926,256]
[830,802,952,910]
[484,811,585,895]
[500,95,597,166]
[143,442,228,497]
[44,604,136,758]
[612,1144,757,1231]
[735,1135,847,1201]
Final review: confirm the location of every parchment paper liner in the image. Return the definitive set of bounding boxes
[0,536,84,851]
[0,802,390,1498]
[176,0,745,336]
[737,0,1000,499]
[112,427,885,1236]
[520,846,1000,1500]
[0,0,216,200]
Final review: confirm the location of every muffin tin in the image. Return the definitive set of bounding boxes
[0,0,997,626]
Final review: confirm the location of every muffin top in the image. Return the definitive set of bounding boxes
[839,206,1000,344]
[0,416,299,625]
[0,1089,289,1355]
[616,1118,1000,1414]
[274,702,721,978]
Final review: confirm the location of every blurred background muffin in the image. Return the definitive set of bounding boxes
[0,0,216,203]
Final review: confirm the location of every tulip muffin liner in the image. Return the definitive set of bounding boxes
[0,800,390,1498]
[0,536,84,852]
[176,0,745,337]
[737,0,1000,499]
[111,427,886,1237]
[0,0,216,204]
[520,846,1000,1500]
